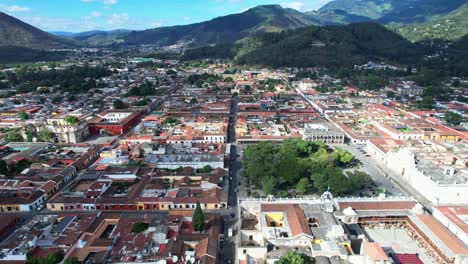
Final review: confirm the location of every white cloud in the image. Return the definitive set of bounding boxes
[17,15,76,31]
[151,20,165,28]
[91,11,102,17]
[281,1,305,11]
[80,0,118,5]
[0,4,31,13]
[215,0,244,2]
[104,0,118,5]
[107,13,130,26]
[182,16,191,21]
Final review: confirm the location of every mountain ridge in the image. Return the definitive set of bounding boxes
[0,12,80,49]
[1,1,468,54]
[122,5,319,47]
[316,0,467,24]
[391,2,468,42]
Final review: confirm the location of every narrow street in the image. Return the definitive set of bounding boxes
[219,95,240,263]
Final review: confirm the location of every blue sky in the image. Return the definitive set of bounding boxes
[0,0,333,32]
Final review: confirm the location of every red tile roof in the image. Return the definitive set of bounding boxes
[434,206,468,234]
[363,242,389,261]
[418,215,468,255]
[391,253,423,264]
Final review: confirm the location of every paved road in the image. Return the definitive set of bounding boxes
[339,144,432,208]
[227,95,240,207]
[219,95,240,264]
[338,144,403,196]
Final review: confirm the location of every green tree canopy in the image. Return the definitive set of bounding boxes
[131,222,149,233]
[64,257,80,264]
[113,99,127,109]
[38,130,55,142]
[64,115,80,125]
[26,251,64,264]
[296,178,309,195]
[5,131,23,142]
[276,252,315,264]
[445,112,463,126]
[193,201,205,232]
[0,160,8,175]
[242,138,362,196]
[200,165,213,173]
[18,111,28,120]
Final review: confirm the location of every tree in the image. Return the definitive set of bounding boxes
[445,112,463,126]
[296,178,309,194]
[38,130,55,142]
[26,251,64,264]
[406,65,413,75]
[416,96,435,109]
[18,111,28,120]
[166,69,177,75]
[133,98,150,106]
[25,131,35,142]
[0,160,8,175]
[243,142,277,187]
[386,91,395,98]
[67,94,76,102]
[276,252,314,264]
[311,166,350,196]
[193,201,205,232]
[200,165,213,173]
[64,257,80,264]
[131,222,149,233]
[190,98,198,105]
[52,96,62,104]
[162,178,171,190]
[5,131,23,142]
[274,146,300,185]
[348,171,375,190]
[334,148,354,166]
[262,176,277,195]
[162,116,179,125]
[64,116,80,125]
[113,99,127,109]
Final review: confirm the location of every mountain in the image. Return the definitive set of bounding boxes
[391,2,468,42]
[123,5,319,47]
[232,23,428,68]
[0,12,80,49]
[49,31,77,37]
[316,0,467,24]
[72,30,130,46]
[50,30,130,46]
[306,9,372,25]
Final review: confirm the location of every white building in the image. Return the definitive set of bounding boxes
[381,146,468,204]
